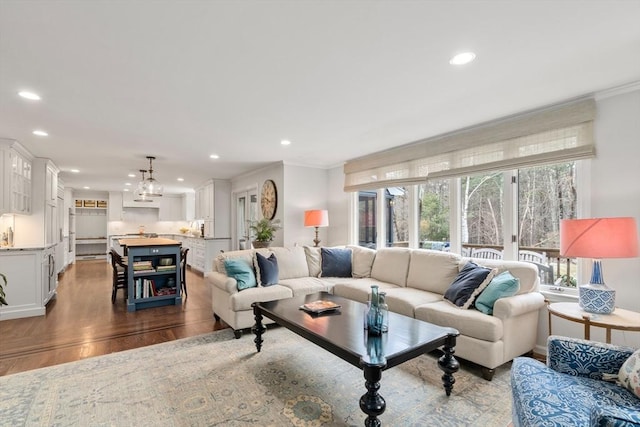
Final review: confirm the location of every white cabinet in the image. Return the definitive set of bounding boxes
[108,192,123,221]
[184,237,230,273]
[42,246,57,304]
[195,180,231,238]
[158,195,183,221]
[182,193,195,221]
[0,138,33,215]
[0,250,46,320]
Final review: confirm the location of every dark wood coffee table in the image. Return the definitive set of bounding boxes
[252,292,460,427]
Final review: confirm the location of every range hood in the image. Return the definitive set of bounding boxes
[122,192,160,208]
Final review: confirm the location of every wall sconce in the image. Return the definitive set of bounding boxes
[304,210,329,247]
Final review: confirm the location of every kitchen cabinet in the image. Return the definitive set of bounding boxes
[0,248,51,320]
[108,192,123,221]
[195,179,231,238]
[55,180,65,274]
[0,138,33,215]
[182,193,195,221]
[183,236,230,273]
[42,246,57,304]
[158,194,183,221]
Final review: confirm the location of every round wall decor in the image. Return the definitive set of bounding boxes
[260,179,277,220]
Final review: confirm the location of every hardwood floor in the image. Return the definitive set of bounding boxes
[0,259,228,376]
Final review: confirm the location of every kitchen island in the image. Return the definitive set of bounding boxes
[119,238,182,312]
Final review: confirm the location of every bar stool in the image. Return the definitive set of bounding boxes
[110,249,128,303]
[180,247,189,297]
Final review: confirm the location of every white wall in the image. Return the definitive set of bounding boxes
[533,88,640,351]
[282,164,329,247]
[327,165,351,247]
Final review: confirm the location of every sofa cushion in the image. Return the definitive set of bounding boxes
[279,277,332,297]
[444,262,496,309]
[215,249,257,275]
[463,258,539,294]
[475,270,520,315]
[381,287,442,318]
[415,301,503,342]
[268,246,309,280]
[224,258,257,291]
[619,349,640,398]
[230,285,293,311]
[347,245,376,278]
[332,279,402,304]
[370,248,411,286]
[406,249,461,294]
[256,252,279,286]
[303,246,322,277]
[321,247,352,277]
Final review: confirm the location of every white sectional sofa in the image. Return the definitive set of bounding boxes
[204,245,545,380]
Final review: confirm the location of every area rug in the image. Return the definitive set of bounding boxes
[0,327,512,426]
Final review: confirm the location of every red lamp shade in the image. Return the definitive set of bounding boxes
[560,217,638,259]
[304,210,329,228]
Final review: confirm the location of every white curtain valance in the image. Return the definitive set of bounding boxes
[344,98,596,192]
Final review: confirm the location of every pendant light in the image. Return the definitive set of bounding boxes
[135,170,153,202]
[138,156,163,197]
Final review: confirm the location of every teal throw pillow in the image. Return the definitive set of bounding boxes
[475,270,520,315]
[224,258,257,291]
[256,252,279,286]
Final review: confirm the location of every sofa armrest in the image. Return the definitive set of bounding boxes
[205,271,238,295]
[547,336,635,379]
[591,405,640,426]
[493,292,545,319]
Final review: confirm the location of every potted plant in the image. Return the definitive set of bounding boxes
[0,273,7,306]
[250,218,281,248]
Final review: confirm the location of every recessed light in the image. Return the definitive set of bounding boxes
[449,52,476,65]
[70,169,80,173]
[125,183,131,186]
[123,188,130,192]
[281,140,291,146]
[33,130,48,136]
[83,186,90,190]
[128,173,136,178]
[177,177,184,182]
[210,154,219,159]
[18,91,41,100]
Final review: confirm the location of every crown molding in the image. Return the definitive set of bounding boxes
[595,80,640,100]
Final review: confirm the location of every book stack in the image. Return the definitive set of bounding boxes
[132,260,154,274]
[135,278,157,298]
[156,264,176,273]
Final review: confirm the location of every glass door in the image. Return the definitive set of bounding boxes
[234,189,258,250]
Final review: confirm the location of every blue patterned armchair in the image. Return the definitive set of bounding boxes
[511,336,640,426]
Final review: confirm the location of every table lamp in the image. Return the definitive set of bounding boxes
[560,217,638,314]
[304,210,329,247]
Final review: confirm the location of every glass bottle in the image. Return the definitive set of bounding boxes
[367,285,383,335]
[378,292,389,333]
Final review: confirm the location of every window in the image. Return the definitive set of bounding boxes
[518,162,577,285]
[387,187,409,247]
[461,172,505,255]
[418,179,450,250]
[358,191,377,249]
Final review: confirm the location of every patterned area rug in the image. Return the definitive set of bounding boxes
[0,327,512,426]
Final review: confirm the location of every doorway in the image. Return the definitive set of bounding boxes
[234,189,259,250]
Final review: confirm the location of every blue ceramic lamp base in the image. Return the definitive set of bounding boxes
[578,259,615,314]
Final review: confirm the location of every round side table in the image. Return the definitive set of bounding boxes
[547,302,640,343]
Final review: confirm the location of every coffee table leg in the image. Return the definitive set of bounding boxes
[251,303,265,352]
[438,332,460,396]
[359,363,386,427]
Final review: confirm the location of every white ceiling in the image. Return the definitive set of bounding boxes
[1,1,639,194]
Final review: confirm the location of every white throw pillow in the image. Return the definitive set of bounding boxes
[618,348,640,398]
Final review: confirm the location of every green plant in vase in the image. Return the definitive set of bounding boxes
[0,273,7,306]
[250,218,281,248]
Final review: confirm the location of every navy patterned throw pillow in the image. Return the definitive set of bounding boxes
[256,252,279,286]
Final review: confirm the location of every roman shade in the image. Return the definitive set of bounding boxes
[344,98,596,191]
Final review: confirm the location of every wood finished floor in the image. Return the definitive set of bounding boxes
[0,260,228,376]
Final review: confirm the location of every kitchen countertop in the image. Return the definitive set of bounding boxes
[118,237,181,247]
[0,244,56,251]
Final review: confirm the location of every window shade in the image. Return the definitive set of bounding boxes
[344,98,595,191]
